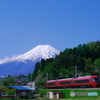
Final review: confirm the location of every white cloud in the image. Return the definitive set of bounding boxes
[0,55,19,64]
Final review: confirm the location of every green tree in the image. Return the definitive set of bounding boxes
[94,58,100,76]
[2,77,16,86]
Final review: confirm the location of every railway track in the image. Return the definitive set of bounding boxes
[66,87,100,90]
[45,87,100,90]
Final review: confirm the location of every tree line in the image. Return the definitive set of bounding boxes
[32,41,100,88]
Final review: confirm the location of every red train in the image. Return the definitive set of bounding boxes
[46,75,100,88]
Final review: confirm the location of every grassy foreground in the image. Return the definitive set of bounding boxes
[36,98,100,100]
[1,98,100,100]
[29,98,100,100]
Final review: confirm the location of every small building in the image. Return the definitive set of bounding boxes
[9,86,37,99]
[47,91,65,99]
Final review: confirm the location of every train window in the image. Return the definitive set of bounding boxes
[60,81,71,84]
[74,79,89,83]
[47,83,56,85]
[93,78,99,82]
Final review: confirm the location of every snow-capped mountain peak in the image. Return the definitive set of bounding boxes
[0,45,60,76]
[0,44,60,64]
[15,44,60,61]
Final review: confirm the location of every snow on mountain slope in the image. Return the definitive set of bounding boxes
[15,44,60,61]
[0,45,60,64]
[0,45,60,76]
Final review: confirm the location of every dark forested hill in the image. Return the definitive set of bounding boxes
[32,41,100,88]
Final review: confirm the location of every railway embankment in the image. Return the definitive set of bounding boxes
[38,88,100,98]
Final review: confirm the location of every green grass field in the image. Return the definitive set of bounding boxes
[0,98,100,100]
[1,89,100,100]
[0,97,100,100]
[33,98,100,100]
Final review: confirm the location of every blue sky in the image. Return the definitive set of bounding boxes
[0,0,100,59]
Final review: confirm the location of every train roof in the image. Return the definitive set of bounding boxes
[73,75,98,80]
[77,75,98,78]
[57,78,73,81]
[47,78,73,82]
[47,75,98,82]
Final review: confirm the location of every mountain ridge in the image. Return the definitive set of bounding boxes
[0,45,60,76]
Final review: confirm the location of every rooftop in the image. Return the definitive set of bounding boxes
[8,86,37,91]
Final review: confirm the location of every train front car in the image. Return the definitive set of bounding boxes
[57,78,73,88]
[90,75,100,87]
[46,80,57,89]
[72,75,100,88]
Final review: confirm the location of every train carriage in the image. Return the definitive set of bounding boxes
[72,76,100,88]
[46,80,57,89]
[46,75,100,89]
[57,78,73,88]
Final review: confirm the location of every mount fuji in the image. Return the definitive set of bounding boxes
[0,45,60,76]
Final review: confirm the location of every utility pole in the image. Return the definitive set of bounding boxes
[46,73,48,81]
[31,73,33,88]
[75,65,78,78]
